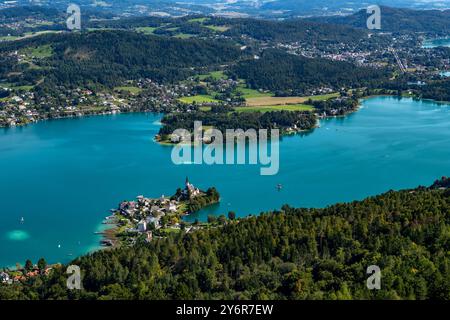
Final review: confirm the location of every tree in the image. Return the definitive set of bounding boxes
[37,258,47,273]
[218,215,227,225]
[24,259,33,272]
[228,211,236,220]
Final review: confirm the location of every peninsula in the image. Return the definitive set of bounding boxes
[102,178,220,247]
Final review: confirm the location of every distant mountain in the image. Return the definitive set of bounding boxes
[6,0,450,18]
[262,0,450,17]
[307,6,450,34]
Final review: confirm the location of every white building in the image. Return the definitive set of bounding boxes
[0,272,10,283]
[137,220,147,233]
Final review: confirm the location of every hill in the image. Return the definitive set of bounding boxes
[0,30,244,89]
[308,6,450,34]
[1,180,449,300]
[229,49,389,95]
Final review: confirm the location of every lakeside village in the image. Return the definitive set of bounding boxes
[3,177,449,285]
[100,178,220,247]
[0,178,219,285]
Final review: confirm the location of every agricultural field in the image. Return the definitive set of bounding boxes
[197,71,227,81]
[204,25,230,32]
[188,17,210,23]
[174,33,194,39]
[179,95,218,104]
[237,86,273,99]
[114,86,143,94]
[235,104,314,113]
[135,27,157,34]
[245,93,339,106]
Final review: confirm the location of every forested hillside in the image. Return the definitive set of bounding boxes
[309,6,450,34]
[0,30,244,89]
[1,181,448,300]
[418,79,450,102]
[159,109,317,137]
[229,50,389,95]
[221,18,367,44]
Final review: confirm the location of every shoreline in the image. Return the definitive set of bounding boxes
[0,109,163,130]
[1,94,448,268]
[98,185,220,248]
[2,94,449,131]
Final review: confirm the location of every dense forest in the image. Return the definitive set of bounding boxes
[0,30,244,89]
[221,18,367,44]
[310,6,450,34]
[85,14,369,45]
[184,187,220,213]
[159,109,317,138]
[229,50,389,95]
[305,96,359,116]
[417,79,450,102]
[0,180,448,300]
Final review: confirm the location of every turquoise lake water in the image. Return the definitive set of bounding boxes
[1,96,450,267]
[422,38,450,48]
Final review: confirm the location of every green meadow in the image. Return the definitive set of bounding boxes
[179,95,218,104]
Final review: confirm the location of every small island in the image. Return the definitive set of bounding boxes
[101,178,220,247]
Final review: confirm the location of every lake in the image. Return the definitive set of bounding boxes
[1,96,450,267]
[422,38,450,48]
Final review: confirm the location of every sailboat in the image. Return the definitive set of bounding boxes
[276,184,283,191]
[20,217,24,224]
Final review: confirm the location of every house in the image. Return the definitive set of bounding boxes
[166,201,178,213]
[146,216,160,229]
[0,272,10,283]
[137,220,147,232]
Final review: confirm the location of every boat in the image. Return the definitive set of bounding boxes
[277,184,283,191]
[20,217,24,224]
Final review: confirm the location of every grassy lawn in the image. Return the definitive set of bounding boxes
[246,93,339,106]
[159,228,181,235]
[246,96,306,106]
[188,17,210,23]
[198,71,227,81]
[237,87,273,99]
[179,95,218,104]
[2,83,34,91]
[0,31,59,42]
[22,44,53,59]
[205,25,230,32]
[21,30,60,39]
[235,104,314,113]
[114,86,143,94]
[0,35,19,41]
[174,33,194,39]
[78,106,107,112]
[15,85,34,91]
[136,27,157,34]
[306,93,340,101]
